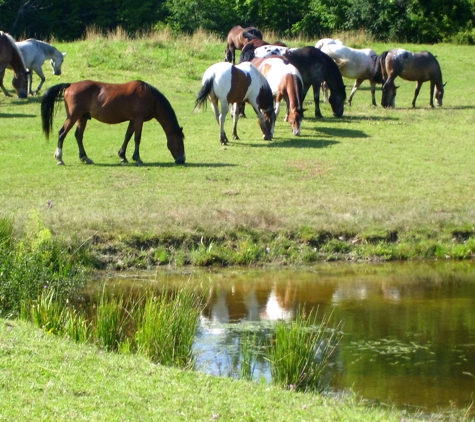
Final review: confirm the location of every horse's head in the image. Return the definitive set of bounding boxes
[167,126,186,164]
[287,107,304,136]
[51,52,66,76]
[329,92,345,117]
[12,70,29,99]
[260,106,276,140]
[381,81,398,108]
[435,82,446,107]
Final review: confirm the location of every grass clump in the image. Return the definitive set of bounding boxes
[268,308,342,393]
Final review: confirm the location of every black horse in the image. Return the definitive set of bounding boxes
[283,46,346,118]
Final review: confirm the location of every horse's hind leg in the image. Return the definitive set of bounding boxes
[412,81,423,108]
[312,84,323,118]
[34,67,46,94]
[74,116,93,164]
[131,121,144,166]
[118,121,135,163]
[348,79,364,106]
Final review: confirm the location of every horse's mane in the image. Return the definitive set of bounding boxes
[1,32,27,69]
[141,81,183,136]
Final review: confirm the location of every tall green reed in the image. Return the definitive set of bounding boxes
[135,287,202,368]
[267,308,343,392]
[95,290,129,351]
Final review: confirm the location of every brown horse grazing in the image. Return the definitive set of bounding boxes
[225,25,263,64]
[41,80,186,166]
[380,48,445,108]
[251,56,305,136]
[0,31,29,98]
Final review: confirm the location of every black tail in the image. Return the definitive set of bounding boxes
[195,77,214,111]
[41,83,70,139]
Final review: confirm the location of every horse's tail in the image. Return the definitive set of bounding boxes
[41,83,70,139]
[379,51,389,83]
[195,77,214,111]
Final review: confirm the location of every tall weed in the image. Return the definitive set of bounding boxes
[268,308,342,392]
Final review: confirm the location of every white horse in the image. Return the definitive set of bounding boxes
[315,38,343,49]
[15,39,65,95]
[195,62,276,144]
[320,43,383,106]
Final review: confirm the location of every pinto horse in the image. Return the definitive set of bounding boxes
[380,49,445,108]
[16,39,65,95]
[255,46,346,118]
[195,62,275,144]
[252,56,304,135]
[41,80,186,166]
[320,43,383,106]
[0,32,28,98]
[225,25,263,65]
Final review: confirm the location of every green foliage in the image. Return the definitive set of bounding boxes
[135,288,202,368]
[95,292,128,351]
[0,213,85,317]
[268,308,343,392]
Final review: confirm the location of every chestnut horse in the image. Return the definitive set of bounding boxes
[380,48,445,108]
[41,80,186,165]
[0,32,28,98]
[225,25,263,65]
[252,56,304,135]
[195,61,275,144]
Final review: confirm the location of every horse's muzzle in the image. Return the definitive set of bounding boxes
[54,71,61,76]
[175,155,186,165]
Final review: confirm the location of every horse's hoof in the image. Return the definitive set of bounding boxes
[120,158,129,164]
[136,161,144,166]
[81,157,94,164]
[233,135,240,140]
[57,161,65,166]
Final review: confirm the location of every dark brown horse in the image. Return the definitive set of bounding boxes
[41,80,185,165]
[0,31,29,98]
[224,25,263,65]
[380,48,445,108]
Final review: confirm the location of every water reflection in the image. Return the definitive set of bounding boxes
[105,261,475,411]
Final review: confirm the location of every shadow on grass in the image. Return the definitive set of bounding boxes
[0,112,36,118]
[236,138,340,148]
[94,162,237,168]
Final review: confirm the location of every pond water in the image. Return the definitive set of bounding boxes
[103,261,475,412]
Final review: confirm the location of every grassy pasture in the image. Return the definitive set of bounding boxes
[1,30,475,263]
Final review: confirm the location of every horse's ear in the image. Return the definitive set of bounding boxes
[62,52,66,56]
[443,82,447,87]
[396,86,400,90]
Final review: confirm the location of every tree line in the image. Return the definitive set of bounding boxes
[1,0,475,44]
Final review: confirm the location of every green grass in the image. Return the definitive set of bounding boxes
[4,318,468,422]
[1,30,475,265]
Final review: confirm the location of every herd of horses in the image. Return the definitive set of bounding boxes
[0,26,445,166]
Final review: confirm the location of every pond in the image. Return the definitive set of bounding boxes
[102,261,475,412]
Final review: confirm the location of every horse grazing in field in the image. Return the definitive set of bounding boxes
[225,25,263,64]
[195,62,275,144]
[0,32,28,98]
[320,43,383,106]
[380,48,445,108]
[254,45,346,118]
[41,80,186,166]
[15,39,65,95]
[315,38,343,50]
[252,56,304,135]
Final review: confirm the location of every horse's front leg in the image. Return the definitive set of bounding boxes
[429,81,435,108]
[74,117,93,164]
[118,121,135,163]
[370,80,377,106]
[0,70,12,97]
[312,84,323,118]
[131,121,144,166]
[34,68,46,94]
[412,81,423,108]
